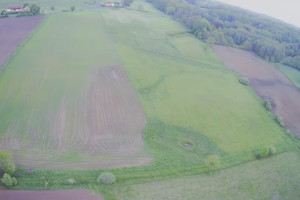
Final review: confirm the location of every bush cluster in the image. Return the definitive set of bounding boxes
[263,99,272,111]
[97,172,116,184]
[275,115,284,127]
[239,77,249,86]
[205,155,221,172]
[67,178,76,185]
[1,173,17,188]
[0,150,16,176]
[256,146,276,159]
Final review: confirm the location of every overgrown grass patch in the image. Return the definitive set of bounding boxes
[112,152,300,200]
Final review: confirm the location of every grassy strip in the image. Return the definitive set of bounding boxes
[111,152,300,200]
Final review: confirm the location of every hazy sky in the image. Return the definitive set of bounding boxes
[215,0,300,28]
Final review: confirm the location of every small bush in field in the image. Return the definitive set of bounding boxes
[239,77,249,86]
[67,178,76,185]
[97,172,116,184]
[261,146,269,158]
[205,155,221,172]
[1,173,17,188]
[269,146,276,155]
[0,150,16,175]
[275,115,284,127]
[263,99,272,111]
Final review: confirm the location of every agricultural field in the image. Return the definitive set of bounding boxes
[213,45,300,136]
[112,152,300,199]
[0,0,299,199]
[0,12,150,169]
[277,64,300,89]
[0,16,43,67]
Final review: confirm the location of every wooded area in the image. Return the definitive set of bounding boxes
[147,0,300,70]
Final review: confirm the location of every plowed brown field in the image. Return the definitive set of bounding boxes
[0,16,43,68]
[213,45,300,136]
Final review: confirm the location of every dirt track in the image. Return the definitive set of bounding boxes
[0,189,104,200]
[0,16,43,68]
[213,45,300,136]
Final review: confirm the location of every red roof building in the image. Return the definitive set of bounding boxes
[7,6,23,12]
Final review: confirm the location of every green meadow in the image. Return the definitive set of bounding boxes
[0,0,299,199]
[277,64,300,89]
[112,152,300,200]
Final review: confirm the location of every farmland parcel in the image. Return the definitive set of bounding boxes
[0,12,150,169]
[0,0,299,199]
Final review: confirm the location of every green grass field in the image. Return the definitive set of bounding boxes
[108,1,290,153]
[277,64,300,89]
[0,0,299,199]
[112,152,300,200]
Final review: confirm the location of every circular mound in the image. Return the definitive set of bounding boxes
[178,138,195,150]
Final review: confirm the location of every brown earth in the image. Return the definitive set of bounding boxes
[0,16,44,68]
[0,189,104,200]
[212,45,300,136]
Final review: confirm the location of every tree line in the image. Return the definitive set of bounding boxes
[147,0,300,70]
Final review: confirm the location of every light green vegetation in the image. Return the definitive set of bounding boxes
[112,152,300,200]
[0,0,298,199]
[106,0,289,153]
[277,64,300,89]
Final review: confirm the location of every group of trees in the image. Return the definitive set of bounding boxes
[0,150,17,188]
[0,3,40,17]
[147,0,300,71]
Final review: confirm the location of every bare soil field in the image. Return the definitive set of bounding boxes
[0,16,43,68]
[212,45,300,136]
[0,189,104,200]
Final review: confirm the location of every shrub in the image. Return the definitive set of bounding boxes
[275,115,284,127]
[97,172,116,184]
[30,4,40,15]
[0,150,16,175]
[67,178,76,185]
[239,77,249,86]
[269,146,276,155]
[261,146,269,157]
[1,173,17,188]
[205,155,221,171]
[263,99,272,111]
[70,6,75,11]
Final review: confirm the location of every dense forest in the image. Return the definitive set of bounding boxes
[147,0,300,70]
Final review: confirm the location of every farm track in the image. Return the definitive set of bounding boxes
[213,45,300,136]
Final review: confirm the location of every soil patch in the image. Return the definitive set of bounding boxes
[0,189,104,200]
[0,16,44,68]
[212,45,300,136]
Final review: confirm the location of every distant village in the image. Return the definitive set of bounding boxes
[3,1,124,15]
